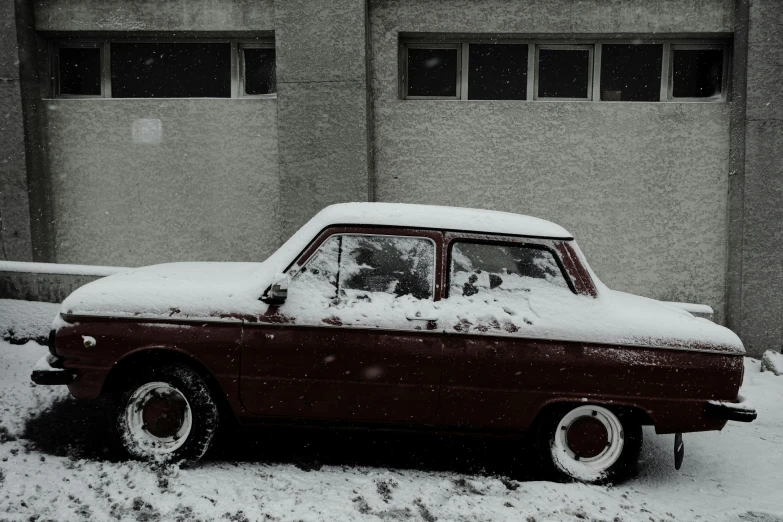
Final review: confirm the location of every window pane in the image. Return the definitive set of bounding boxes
[58,47,101,96]
[537,48,590,99]
[292,236,341,300]
[672,48,724,98]
[450,242,568,297]
[244,47,276,95]
[468,44,527,100]
[600,44,662,102]
[111,43,231,98]
[407,47,458,97]
[340,235,435,300]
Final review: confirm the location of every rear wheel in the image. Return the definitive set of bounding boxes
[536,404,642,484]
[115,363,219,463]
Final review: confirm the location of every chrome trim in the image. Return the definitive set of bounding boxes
[63,314,744,355]
[62,313,244,325]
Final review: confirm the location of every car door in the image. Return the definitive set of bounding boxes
[435,234,578,430]
[240,227,444,424]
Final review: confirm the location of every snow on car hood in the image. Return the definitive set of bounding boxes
[60,262,273,320]
[60,264,744,356]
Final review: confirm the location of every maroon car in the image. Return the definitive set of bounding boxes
[32,203,755,483]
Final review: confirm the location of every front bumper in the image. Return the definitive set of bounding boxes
[706,394,757,423]
[30,353,75,386]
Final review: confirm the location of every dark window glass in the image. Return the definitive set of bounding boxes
[407,47,458,97]
[672,48,724,98]
[292,235,436,302]
[468,44,528,100]
[244,47,276,95]
[537,48,590,99]
[111,43,231,98]
[600,44,662,102]
[449,242,569,297]
[58,47,101,96]
[340,235,435,300]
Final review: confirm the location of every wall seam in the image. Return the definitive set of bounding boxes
[365,0,376,202]
[725,0,749,334]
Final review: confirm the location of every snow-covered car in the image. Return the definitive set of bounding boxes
[32,203,755,483]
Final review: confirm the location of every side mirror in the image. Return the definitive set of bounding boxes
[261,273,289,305]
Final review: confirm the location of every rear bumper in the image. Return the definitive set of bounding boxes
[706,395,757,423]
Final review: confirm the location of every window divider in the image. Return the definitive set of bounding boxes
[526,43,535,101]
[460,42,470,101]
[230,41,239,98]
[102,42,111,99]
[661,42,671,102]
[592,42,602,102]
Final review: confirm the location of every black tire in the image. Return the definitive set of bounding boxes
[535,404,642,485]
[114,363,219,464]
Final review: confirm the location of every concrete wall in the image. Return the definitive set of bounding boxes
[34,0,275,32]
[738,0,783,354]
[369,0,734,323]
[43,99,280,266]
[0,0,34,261]
[275,0,370,237]
[28,0,370,265]
[27,0,282,267]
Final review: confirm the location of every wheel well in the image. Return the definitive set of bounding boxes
[102,349,234,422]
[533,400,655,428]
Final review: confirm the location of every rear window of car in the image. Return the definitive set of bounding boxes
[448,241,569,297]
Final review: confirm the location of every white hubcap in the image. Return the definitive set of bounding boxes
[552,405,624,481]
[124,382,192,456]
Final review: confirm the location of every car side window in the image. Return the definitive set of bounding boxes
[292,236,341,299]
[292,234,436,302]
[449,241,569,297]
[340,235,434,300]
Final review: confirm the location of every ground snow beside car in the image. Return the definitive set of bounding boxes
[761,350,783,375]
[0,299,781,522]
[0,299,61,343]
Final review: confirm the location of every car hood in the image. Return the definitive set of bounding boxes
[60,262,273,321]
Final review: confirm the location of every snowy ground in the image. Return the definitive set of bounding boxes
[0,299,781,522]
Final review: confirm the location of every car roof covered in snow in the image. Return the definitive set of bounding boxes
[304,203,573,239]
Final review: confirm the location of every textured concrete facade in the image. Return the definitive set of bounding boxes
[369,0,734,323]
[34,0,275,32]
[737,0,783,354]
[0,0,34,261]
[369,0,734,34]
[275,0,370,237]
[42,99,280,266]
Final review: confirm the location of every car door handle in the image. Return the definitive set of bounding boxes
[406,314,439,321]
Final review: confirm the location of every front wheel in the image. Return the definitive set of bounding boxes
[115,363,219,463]
[536,404,642,484]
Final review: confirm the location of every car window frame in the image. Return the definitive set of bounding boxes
[288,226,446,302]
[443,233,578,297]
